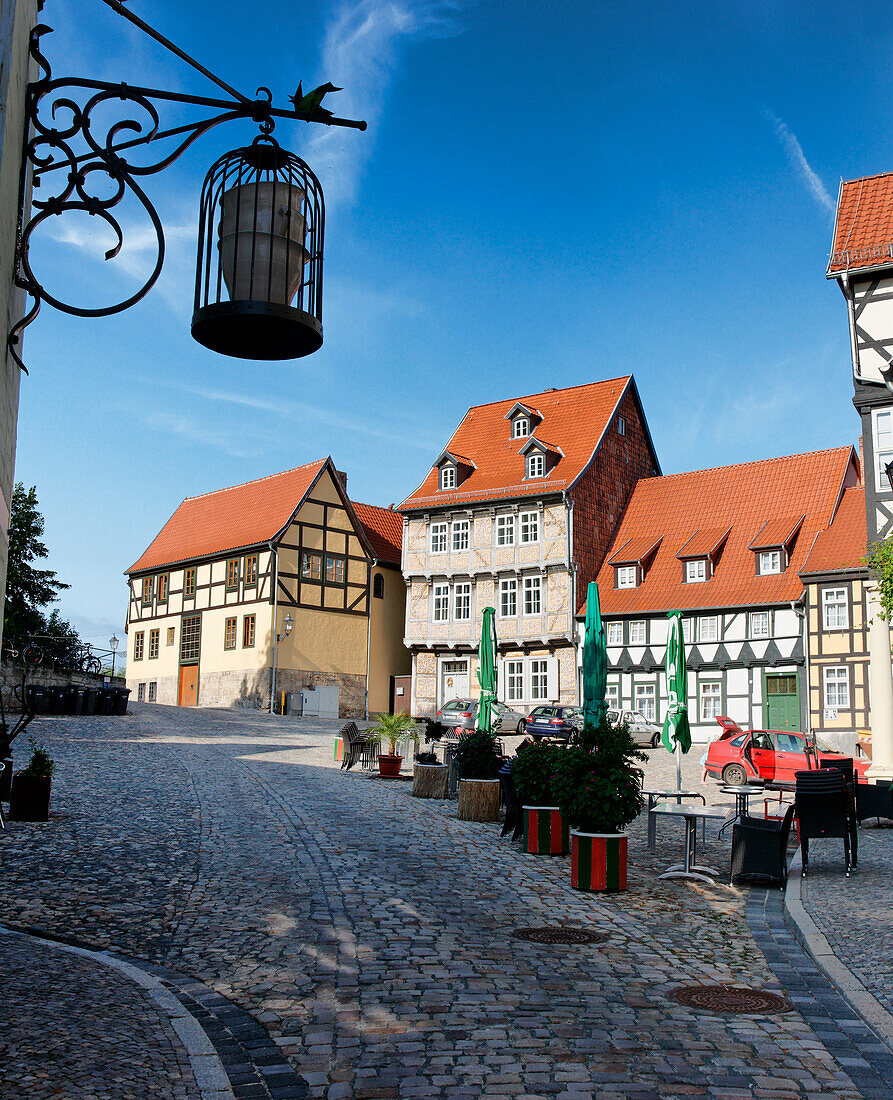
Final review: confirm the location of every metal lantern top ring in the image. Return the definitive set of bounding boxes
[192,136,325,361]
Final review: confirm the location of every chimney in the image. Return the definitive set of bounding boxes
[858,436,864,487]
[335,470,348,492]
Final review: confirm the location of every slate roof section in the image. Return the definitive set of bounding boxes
[399,377,653,510]
[587,447,859,616]
[828,173,893,275]
[352,502,403,566]
[800,486,867,576]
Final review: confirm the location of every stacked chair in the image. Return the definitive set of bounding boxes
[795,767,852,877]
[855,777,893,826]
[498,760,524,839]
[730,803,796,888]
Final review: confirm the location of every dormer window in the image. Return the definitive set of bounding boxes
[513,416,530,439]
[440,464,456,490]
[685,559,707,583]
[527,452,545,479]
[759,550,782,575]
[616,565,638,589]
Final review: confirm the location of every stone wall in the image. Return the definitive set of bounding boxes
[0,661,118,710]
[273,669,366,719]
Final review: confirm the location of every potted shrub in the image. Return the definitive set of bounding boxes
[412,749,448,799]
[0,677,36,802]
[9,738,56,822]
[553,718,645,891]
[512,739,569,855]
[454,730,502,821]
[369,712,419,777]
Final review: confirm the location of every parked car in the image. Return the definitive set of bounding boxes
[434,698,527,735]
[704,716,870,785]
[522,705,583,739]
[607,708,662,748]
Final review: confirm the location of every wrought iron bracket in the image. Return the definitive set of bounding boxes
[9,0,366,372]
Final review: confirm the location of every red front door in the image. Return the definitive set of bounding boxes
[178,664,198,706]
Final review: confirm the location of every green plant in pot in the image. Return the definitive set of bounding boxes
[369,712,419,777]
[0,676,36,802]
[9,737,56,822]
[512,739,570,855]
[553,717,645,891]
[454,730,502,822]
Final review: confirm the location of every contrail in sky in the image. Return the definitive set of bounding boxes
[768,112,834,216]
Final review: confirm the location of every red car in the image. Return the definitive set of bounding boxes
[704,717,869,785]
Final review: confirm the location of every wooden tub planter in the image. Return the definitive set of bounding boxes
[570,831,627,892]
[377,754,404,778]
[412,763,448,799]
[523,806,569,855]
[9,774,52,822]
[457,778,500,822]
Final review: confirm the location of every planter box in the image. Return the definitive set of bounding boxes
[333,736,344,763]
[9,774,51,822]
[523,806,569,855]
[457,778,500,822]
[378,754,404,778]
[1,756,12,802]
[412,763,448,799]
[571,831,627,892]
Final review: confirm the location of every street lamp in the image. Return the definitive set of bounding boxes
[277,613,294,643]
[109,633,119,678]
[8,0,365,370]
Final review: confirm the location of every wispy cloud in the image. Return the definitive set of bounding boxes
[300,0,464,209]
[767,112,834,216]
[143,412,267,459]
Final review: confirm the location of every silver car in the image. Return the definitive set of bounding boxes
[434,698,527,735]
[607,708,662,748]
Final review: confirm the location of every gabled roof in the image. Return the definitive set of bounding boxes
[504,402,541,421]
[352,502,403,566]
[586,447,859,616]
[400,377,658,510]
[800,487,867,577]
[828,173,893,276]
[519,436,564,457]
[608,535,663,566]
[434,449,476,468]
[748,515,805,551]
[675,526,731,560]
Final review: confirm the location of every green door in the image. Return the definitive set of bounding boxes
[765,674,799,731]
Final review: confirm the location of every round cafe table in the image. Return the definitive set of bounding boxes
[719,783,764,836]
[642,788,705,849]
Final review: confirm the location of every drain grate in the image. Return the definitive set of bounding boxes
[669,984,794,1015]
[511,926,608,945]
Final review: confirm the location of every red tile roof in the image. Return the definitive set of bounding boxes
[587,447,859,616]
[828,173,893,275]
[748,515,804,551]
[352,502,403,566]
[800,487,867,575]
[399,378,642,510]
[608,535,663,565]
[675,526,731,559]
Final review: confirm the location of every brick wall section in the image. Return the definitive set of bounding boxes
[570,385,658,601]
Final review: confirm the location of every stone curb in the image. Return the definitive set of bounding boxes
[783,847,893,1054]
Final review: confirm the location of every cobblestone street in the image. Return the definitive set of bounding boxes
[1,705,891,1099]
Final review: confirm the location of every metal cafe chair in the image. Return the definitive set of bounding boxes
[794,770,851,877]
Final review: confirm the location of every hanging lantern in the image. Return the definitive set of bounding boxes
[191,137,325,360]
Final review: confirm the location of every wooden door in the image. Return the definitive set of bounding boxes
[765,674,800,731]
[179,664,198,707]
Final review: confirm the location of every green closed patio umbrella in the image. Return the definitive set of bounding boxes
[476,606,499,735]
[581,581,608,729]
[662,609,692,789]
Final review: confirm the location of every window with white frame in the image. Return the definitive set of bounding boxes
[685,559,707,583]
[440,464,456,490]
[698,616,719,643]
[634,683,656,722]
[629,620,646,645]
[530,659,549,701]
[822,587,848,630]
[433,584,449,621]
[616,565,637,589]
[523,576,542,615]
[148,681,157,702]
[750,611,769,638]
[605,682,620,709]
[454,582,471,621]
[823,666,850,708]
[452,519,469,551]
[526,451,545,479]
[512,416,530,439]
[617,415,626,436]
[606,622,623,646]
[682,618,692,644]
[700,681,722,722]
[506,660,524,702]
[499,578,517,618]
[496,515,515,546]
[759,550,782,574]
[519,511,539,543]
[430,522,448,553]
[873,407,893,493]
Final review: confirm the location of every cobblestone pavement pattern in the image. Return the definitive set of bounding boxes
[0,705,889,1099]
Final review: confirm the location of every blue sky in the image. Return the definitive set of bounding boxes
[15,0,893,653]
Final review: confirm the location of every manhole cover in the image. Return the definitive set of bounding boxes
[669,984,794,1015]
[511,926,608,945]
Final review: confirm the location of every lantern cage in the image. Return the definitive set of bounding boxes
[191,137,325,360]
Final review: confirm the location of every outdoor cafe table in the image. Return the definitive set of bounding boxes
[718,783,764,836]
[650,803,732,884]
[642,789,705,849]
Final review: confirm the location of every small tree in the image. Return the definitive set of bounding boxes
[4,483,70,640]
[865,538,893,619]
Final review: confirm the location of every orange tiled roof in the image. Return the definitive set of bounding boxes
[828,173,893,275]
[608,535,663,565]
[587,447,858,616]
[748,515,805,550]
[675,526,732,559]
[800,487,867,575]
[128,459,329,573]
[353,502,403,566]
[399,378,640,510]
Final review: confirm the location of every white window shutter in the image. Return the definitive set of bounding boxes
[497,659,508,702]
[547,656,559,701]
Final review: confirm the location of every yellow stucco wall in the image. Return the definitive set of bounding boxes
[368,566,411,714]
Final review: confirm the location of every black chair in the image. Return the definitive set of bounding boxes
[341,722,377,771]
[820,761,858,867]
[730,803,796,888]
[499,761,519,837]
[794,770,851,877]
[855,778,893,825]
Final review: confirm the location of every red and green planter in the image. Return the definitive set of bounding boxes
[570,831,627,892]
[523,806,569,855]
